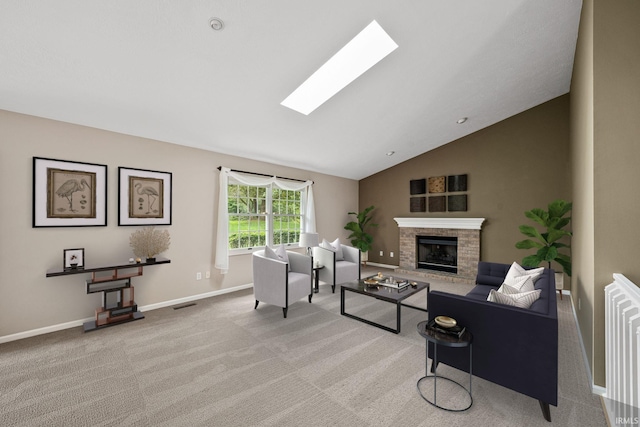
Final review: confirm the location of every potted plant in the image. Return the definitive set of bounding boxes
[515,199,572,294]
[344,205,378,263]
[129,227,171,263]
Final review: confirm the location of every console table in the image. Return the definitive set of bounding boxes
[46,257,171,332]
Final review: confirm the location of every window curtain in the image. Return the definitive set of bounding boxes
[214,167,316,274]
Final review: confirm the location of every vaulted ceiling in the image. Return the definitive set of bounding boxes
[0,1,582,180]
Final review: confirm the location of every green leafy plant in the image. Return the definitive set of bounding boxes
[515,199,572,276]
[344,205,378,253]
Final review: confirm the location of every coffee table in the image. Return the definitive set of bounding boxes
[340,277,429,334]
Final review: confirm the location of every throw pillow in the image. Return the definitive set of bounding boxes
[501,274,535,293]
[487,288,542,309]
[504,261,544,284]
[321,238,344,261]
[274,244,291,271]
[265,245,290,271]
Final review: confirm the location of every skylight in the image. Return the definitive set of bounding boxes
[281,20,398,115]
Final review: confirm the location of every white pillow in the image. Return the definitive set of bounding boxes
[321,238,344,261]
[487,288,542,309]
[500,274,535,293]
[274,244,291,271]
[265,245,290,271]
[504,262,544,285]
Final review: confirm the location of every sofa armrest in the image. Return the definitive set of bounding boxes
[341,245,361,265]
[428,290,558,406]
[288,251,312,275]
[313,246,335,283]
[252,252,288,306]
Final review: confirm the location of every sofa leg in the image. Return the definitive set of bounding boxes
[254,300,259,309]
[282,307,288,318]
[539,400,551,422]
[308,294,312,303]
[430,360,439,374]
[331,284,336,293]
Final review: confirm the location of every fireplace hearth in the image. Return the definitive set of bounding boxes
[417,236,458,274]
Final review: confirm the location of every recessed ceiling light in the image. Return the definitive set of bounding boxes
[281,20,398,115]
[386,151,395,156]
[456,117,468,124]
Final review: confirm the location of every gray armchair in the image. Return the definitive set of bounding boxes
[252,249,313,318]
[312,244,361,293]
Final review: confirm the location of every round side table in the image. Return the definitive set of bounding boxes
[416,320,473,411]
[312,265,324,293]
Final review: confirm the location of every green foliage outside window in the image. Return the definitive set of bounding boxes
[227,184,303,249]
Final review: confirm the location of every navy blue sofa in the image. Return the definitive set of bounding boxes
[427,261,558,421]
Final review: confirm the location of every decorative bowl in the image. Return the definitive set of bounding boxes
[435,316,457,328]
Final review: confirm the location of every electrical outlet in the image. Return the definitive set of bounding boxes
[205,271,211,279]
[196,272,202,280]
[379,251,383,256]
[390,251,394,258]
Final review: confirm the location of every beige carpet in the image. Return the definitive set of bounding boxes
[0,268,606,426]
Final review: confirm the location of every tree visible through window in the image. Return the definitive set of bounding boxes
[227,183,302,250]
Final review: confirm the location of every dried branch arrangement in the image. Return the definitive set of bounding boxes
[129,227,171,259]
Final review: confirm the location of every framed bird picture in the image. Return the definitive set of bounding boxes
[118,167,172,226]
[32,157,107,227]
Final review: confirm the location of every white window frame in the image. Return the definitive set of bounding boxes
[227,181,305,255]
[215,167,316,274]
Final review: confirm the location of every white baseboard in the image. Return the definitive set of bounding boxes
[569,293,606,397]
[139,283,253,312]
[0,283,254,345]
[365,261,400,270]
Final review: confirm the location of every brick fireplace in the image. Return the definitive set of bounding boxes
[394,218,485,283]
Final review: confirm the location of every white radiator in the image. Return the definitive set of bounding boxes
[604,274,640,425]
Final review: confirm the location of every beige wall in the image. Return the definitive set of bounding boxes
[592,0,640,387]
[570,0,596,383]
[0,110,358,338]
[360,95,571,270]
[569,0,640,389]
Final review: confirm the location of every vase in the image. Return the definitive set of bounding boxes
[146,257,156,263]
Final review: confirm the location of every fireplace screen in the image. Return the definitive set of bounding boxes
[416,236,458,273]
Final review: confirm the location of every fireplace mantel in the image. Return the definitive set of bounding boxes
[394,217,485,230]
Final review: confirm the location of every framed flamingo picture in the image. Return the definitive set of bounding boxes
[118,167,172,226]
[32,157,107,227]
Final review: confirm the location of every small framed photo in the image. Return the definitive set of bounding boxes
[32,157,107,227]
[64,248,85,270]
[118,167,172,226]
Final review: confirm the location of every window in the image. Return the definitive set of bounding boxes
[227,182,303,251]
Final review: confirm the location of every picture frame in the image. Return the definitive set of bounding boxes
[118,167,172,226]
[410,179,426,195]
[448,174,468,192]
[448,194,468,212]
[410,196,426,212]
[428,195,446,212]
[33,157,107,227]
[428,176,446,194]
[64,248,85,270]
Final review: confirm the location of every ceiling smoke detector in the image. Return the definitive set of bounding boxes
[209,18,224,31]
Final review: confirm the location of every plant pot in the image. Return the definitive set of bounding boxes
[555,272,564,300]
[361,251,368,265]
[146,257,156,264]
